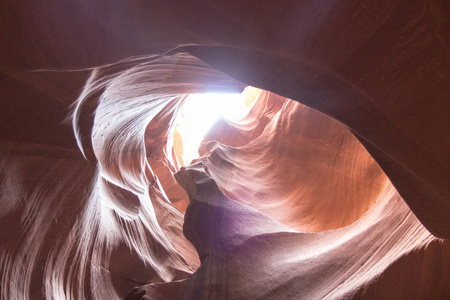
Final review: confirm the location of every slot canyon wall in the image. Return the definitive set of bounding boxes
[1,1,449,299]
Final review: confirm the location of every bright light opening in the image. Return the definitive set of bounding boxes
[174,87,260,165]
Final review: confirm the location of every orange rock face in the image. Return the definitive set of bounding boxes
[202,93,388,232]
[1,1,449,299]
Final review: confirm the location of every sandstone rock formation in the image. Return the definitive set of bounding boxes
[1,1,449,299]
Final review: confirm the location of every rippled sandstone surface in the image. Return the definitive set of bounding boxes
[1,1,449,299]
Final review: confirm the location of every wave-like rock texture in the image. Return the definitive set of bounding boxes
[0,53,241,299]
[129,84,450,299]
[1,1,450,299]
[201,94,387,232]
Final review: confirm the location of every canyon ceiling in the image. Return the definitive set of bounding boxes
[1,1,449,299]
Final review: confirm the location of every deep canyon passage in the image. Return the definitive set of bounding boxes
[1,1,450,299]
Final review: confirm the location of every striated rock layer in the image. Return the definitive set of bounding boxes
[1,1,450,299]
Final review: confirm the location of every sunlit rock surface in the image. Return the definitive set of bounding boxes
[1,1,450,299]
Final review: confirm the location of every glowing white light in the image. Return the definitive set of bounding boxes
[175,92,249,165]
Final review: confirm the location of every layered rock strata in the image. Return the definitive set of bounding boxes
[1,1,449,299]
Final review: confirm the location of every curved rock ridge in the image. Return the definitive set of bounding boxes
[201,96,388,232]
[128,161,445,299]
[0,52,244,299]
